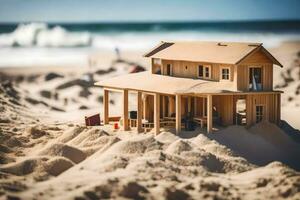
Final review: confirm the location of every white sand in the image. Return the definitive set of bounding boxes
[0,43,300,199]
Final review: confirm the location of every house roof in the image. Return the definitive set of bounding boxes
[144,41,283,67]
[95,71,281,95]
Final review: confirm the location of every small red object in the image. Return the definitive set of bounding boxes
[85,114,101,126]
[114,123,119,130]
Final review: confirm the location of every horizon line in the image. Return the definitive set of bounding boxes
[0,19,300,25]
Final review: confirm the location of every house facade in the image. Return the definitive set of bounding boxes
[95,41,282,134]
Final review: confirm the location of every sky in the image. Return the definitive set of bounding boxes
[0,0,300,23]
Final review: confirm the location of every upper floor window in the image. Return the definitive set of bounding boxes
[166,64,172,76]
[249,67,262,91]
[198,65,211,79]
[153,58,161,65]
[221,67,230,80]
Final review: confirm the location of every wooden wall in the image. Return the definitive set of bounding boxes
[246,93,281,126]
[160,59,234,81]
[213,95,234,126]
[237,64,273,91]
[237,49,274,91]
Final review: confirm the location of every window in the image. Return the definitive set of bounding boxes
[198,65,203,77]
[221,68,230,80]
[256,105,264,123]
[204,67,210,78]
[249,67,262,91]
[198,65,210,78]
[153,58,161,65]
[166,64,172,76]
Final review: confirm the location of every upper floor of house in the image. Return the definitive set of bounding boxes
[144,41,283,92]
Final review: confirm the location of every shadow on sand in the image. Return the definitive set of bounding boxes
[177,121,300,171]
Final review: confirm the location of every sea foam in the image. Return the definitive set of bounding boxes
[0,23,91,47]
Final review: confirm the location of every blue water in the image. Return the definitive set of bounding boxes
[1,20,300,34]
[0,21,299,67]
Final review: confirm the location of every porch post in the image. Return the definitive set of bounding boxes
[123,89,129,131]
[162,96,166,118]
[207,94,213,133]
[176,94,182,134]
[188,96,192,113]
[103,89,109,124]
[143,94,147,120]
[154,93,160,135]
[137,91,143,133]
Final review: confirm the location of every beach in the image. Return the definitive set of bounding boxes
[0,22,300,199]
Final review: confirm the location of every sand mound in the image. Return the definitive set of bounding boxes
[56,126,86,143]
[165,139,193,154]
[107,136,159,155]
[250,122,300,152]
[193,135,236,158]
[0,156,74,177]
[155,131,178,144]
[165,149,225,173]
[44,157,74,176]
[0,157,46,176]
[26,125,48,139]
[38,143,86,164]
[68,128,109,147]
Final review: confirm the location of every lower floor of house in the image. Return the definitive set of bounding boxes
[102,88,281,134]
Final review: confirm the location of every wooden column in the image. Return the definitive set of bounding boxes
[137,91,143,133]
[162,96,166,118]
[176,94,182,134]
[143,94,147,120]
[123,89,129,131]
[154,93,160,135]
[194,97,197,116]
[207,94,213,133]
[103,89,109,124]
[188,96,192,114]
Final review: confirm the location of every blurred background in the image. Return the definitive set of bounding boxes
[0,0,300,67]
[0,0,299,128]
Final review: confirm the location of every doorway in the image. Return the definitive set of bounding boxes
[235,99,246,125]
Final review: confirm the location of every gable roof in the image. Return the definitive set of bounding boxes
[144,41,283,67]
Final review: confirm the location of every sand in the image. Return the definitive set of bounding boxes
[0,42,300,199]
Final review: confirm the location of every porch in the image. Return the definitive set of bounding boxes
[103,88,219,134]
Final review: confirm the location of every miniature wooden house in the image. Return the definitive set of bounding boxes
[95,41,283,134]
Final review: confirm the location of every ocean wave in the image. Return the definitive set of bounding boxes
[0,23,91,47]
[0,22,300,50]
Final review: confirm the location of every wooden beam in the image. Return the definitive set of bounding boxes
[123,89,129,131]
[176,94,182,134]
[137,91,143,133]
[207,94,213,133]
[154,93,160,135]
[103,89,109,124]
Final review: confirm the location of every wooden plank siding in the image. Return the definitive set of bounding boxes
[237,64,273,91]
[160,59,235,81]
[213,95,234,125]
[246,93,281,126]
[237,49,274,91]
